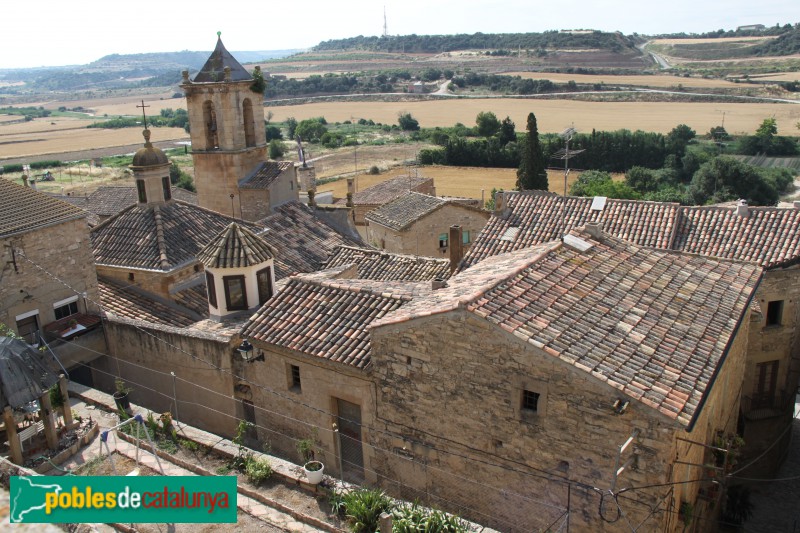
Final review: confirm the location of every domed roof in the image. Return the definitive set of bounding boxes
[131,129,169,168]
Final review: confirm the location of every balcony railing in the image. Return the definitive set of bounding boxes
[741,390,794,420]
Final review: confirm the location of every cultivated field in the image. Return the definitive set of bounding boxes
[268,99,800,137]
[21,90,178,113]
[320,166,622,201]
[505,71,751,88]
[93,97,186,117]
[651,37,775,45]
[750,72,800,82]
[0,121,188,160]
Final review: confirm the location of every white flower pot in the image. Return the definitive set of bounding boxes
[303,461,324,484]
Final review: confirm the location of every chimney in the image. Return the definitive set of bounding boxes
[431,278,447,290]
[431,185,437,197]
[308,189,316,208]
[449,225,464,274]
[736,199,749,217]
[793,201,800,210]
[494,190,505,215]
[182,70,190,83]
[347,177,355,196]
[585,222,602,239]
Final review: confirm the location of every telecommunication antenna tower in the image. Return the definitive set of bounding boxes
[383,6,388,38]
[552,126,585,240]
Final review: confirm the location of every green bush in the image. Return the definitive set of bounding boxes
[340,488,394,533]
[244,456,272,484]
[269,139,285,159]
[393,502,468,532]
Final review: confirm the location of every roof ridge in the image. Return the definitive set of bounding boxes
[153,205,170,270]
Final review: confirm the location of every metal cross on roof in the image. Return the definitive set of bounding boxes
[136,100,150,129]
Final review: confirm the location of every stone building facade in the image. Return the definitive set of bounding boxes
[365,191,489,257]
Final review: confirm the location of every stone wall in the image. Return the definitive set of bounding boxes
[369,309,750,532]
[192,148,269,220]
[1,217,100,336]
[242,340,375,478]
[96,263,203,303]
[366,204,489,258]
[102,319,237,439]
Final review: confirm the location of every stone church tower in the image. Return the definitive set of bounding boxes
[181,34,268,219]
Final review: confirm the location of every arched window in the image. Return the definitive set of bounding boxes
[202,100,219,149]
[242,98,256,148]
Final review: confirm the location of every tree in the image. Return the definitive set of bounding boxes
[516,113,548,191]
[666,124,696,157]
[397,112,420,131]
[498,116,516,145]
[475,111,500,138]
[570,171,641,199]
[285,117,298,139]
[295,118,328,143]
[688,156,785,205]
[269,139,285,159]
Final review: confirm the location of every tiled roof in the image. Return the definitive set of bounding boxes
[241,276,411,369]
[324,245,451,281]
[172,282,210,318]
[98,277,198,327]
[257,201,365,279]
[336,175,433,206]
[192,36,252,83]
[240,161,293,190]
[462,190,800,270]
[0,179,86,237]
[91,201,261,271]
[87,186,197,217]
[461,191,678,269]
[380,228,762,427]
[673,206,800,268]
[198,223,275,269]
[365,192,446,231]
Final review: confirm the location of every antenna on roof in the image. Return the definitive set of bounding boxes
[552,126,585,241]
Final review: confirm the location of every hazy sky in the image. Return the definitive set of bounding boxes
[2,0,797,69]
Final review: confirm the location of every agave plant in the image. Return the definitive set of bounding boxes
[341,488,394,533]
[393,501,468,533]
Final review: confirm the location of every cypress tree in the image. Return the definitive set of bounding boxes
[517,112,548,190]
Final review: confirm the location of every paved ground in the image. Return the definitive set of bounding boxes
[746,394,800,532]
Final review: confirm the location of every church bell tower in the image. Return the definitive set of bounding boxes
[181,33,267,218]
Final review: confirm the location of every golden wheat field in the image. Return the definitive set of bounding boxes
[751,72,800,82]
[320,166,622,201]
[268,99,800,137]
[504,71,749,88]
[0,123,189,159]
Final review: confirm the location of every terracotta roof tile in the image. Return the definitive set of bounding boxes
[198,222,275,269]
[242,276,411,369]
[240,161,293,190]
[98,277,198,327]
[86,186,197,217]
[323,245,451,281]
[0,179,86,237]
[463,190,800,270]
[91,201,261,271]
[335,175,433,206]
[365,192,446,230]
[258,201,365,279]
[380,228,761,427]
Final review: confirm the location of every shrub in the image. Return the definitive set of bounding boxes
[244,456,272,484]
[368,166,380,175]
[393,502,468,533]
[269,139,285,159]
[340,488,394,533]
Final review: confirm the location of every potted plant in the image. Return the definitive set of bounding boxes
[113,378,132,414]
[297,437,324,484]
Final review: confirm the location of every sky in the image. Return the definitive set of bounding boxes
[1,0,797,69]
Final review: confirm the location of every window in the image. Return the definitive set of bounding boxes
[290,364,301,391]
[522,390,540,413]
[54,298,78,320]
[162,177,172,201]
[206,271,217,308]
[223,275,247,311]
[241,400,258,441]
[462,230,471,244]
[438,233,448,249]
[128,272,135,281]
[256,267,273,305]
[15,311,40,345]
[753,360,779,409]
[766,300,784,327]
[136,180,147,203]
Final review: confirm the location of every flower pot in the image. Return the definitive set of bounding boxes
[303,461,324,484]
[113,391,131,413]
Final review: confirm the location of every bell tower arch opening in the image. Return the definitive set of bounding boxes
[243,98,256,148]
[203,100,219,149]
